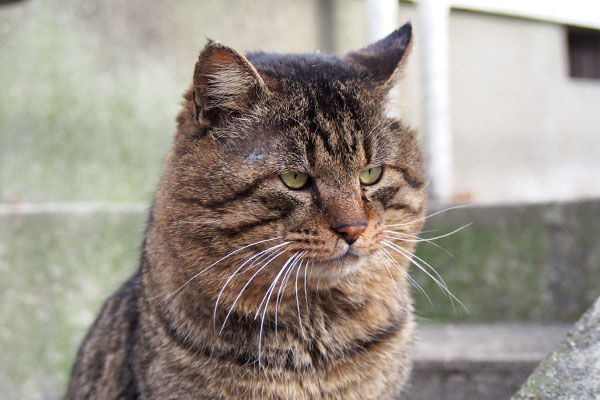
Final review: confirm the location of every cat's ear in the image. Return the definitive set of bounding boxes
[192,41,265,126]
[344,23,413,88]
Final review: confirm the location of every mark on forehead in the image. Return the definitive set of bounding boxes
[245,148,263,162]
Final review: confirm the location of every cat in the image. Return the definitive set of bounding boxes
[66,22,426,400]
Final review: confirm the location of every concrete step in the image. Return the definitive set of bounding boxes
[410,199,600,322]
[513,297,600,399]
[0,201,593,398]
[406,323,571,400]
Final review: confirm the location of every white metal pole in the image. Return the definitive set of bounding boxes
[419,0,453,202]
[366,0,400,42]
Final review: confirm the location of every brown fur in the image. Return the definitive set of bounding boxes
[67,23,425,399]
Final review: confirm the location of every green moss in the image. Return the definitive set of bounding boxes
[408,201,600,324]
[0,2,179,202]
[0,211,145,398]
[0,0,327,203]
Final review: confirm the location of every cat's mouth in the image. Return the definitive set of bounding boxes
[327,249,360,262]
[310,248,363,275]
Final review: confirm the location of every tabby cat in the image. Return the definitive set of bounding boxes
[67,23,426,399]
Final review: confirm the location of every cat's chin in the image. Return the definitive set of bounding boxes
[308,252,366,283]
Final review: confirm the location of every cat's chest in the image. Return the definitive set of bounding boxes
[140,294,411,399]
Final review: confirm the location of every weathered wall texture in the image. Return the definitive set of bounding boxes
[513,296,600,399]
[449,10,600,203]
[1,200,598,398]
[0,0,328,203]
[412,199,600,321]
[386,5,600,203]
[3,1,599,205]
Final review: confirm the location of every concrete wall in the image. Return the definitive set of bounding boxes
[2,0,599,205]
[2,200,598,398]
[393,4,600,204]
[0,0,325,203]
[449,10,600,203]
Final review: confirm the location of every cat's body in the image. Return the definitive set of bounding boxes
[67,24,425,399]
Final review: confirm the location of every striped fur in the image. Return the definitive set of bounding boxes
[67,23,425,399]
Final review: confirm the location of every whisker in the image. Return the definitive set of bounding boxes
[417,174,433,194]
[294,258,308,341]
[375,253,402,298]
[385,223,472,243]
[219,248,288,335]
[258,251,301,367]
[385,238,453,293]
[384,231,454,257]
[275,251,306,337]
[386,204,473,228]
[228,245,283,279]
[380,248,432,306]
[256,252,300,320]
[213,241,291,325]
[384,240,449,292]
[383,241,467,313]
[164,237,281,302]
[303,256,314,317]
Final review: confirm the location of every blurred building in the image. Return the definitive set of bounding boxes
[1,0,599,207]
[392,0,600,204]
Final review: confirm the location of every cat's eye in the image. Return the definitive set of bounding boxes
[359,166,383,185]
[280,172,310,189]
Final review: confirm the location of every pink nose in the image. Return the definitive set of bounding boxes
[332,223,366,245]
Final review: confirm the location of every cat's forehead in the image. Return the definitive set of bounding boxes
[258,63,373,167]
[226,53,395,175]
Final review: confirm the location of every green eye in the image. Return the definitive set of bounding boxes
[359,166,383,185]
[280,172,310,189]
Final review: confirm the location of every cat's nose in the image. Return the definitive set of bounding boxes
[332,222,366,245]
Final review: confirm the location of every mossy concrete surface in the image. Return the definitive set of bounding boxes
[1,200,598,398]
[0,0,350,203]
[512,296,600,399]
[0,209,146,399]
[411,199,600,322]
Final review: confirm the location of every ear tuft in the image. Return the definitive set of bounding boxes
[193,41,265,126]
[344,23,413,87]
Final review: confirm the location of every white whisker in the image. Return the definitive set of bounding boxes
[380,248,432,306]
[375,253,402,298]
[384,239,450,293]
[386,204,472,228]
[294,258,308,341]
[213,241,291,325]
[257,251,301,367]
[165,237,281,302]
[417,174,432,193]
[219,248,288,335]
[304,256,314,317]
[383,241,467,313]
[384,223,472,243]
[275,251,306,337]
[384,231,453,256]
[256,252,300,320]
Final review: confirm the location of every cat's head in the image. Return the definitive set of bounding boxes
[153,23,425,295]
